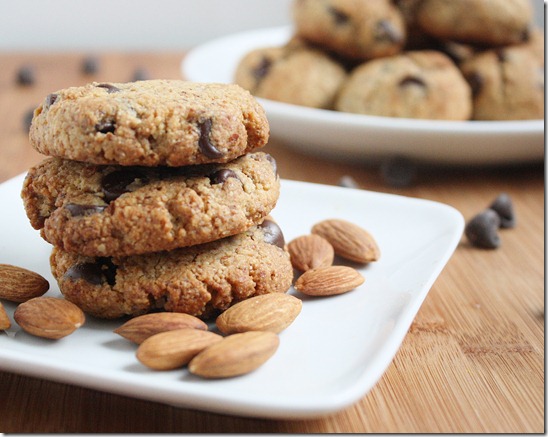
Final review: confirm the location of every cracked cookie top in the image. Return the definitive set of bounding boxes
[29,80,269,166]
[22,152,279,257]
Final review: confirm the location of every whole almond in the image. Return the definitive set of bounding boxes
[136,328,223,370]
[14,296,85,339]
[189,331,279,379]
[287,234,334,272]
[294,265,365,296]
[311,219,380,263]
[0,264,49,302]
[216,293,302,335]
[0,301,11,330]
[114,312,208,344]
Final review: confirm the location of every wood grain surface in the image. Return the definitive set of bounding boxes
[0,52,543,433]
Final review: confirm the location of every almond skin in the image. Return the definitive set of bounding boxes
[287,234,334,272]
[0,301,11,330]
[14,296,85,339]
[216,293,302,335]
[189,331,279,379]
[311,219,380,263]
[114,312,208,344]
[136,328,223,370]
[293,265,365,296]
[0,264,49,303]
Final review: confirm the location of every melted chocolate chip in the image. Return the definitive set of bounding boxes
[208,169,239,184]
[65,257,117,286]
[328,6,350,25]
[253,57,272,81]
[96,83,120,93]
[102,169,149,202]
[259,219,285,249]
[198,118,224,159]
[495,49,507,63]
[95,119,116,134]
[374,20,403,44]
[399,75,426,88]
[44,93,58,109]
[66,203,106,217]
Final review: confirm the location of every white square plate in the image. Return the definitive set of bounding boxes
[0,174,463,419]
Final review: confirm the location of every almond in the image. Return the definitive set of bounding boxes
[0,264,49,303]
[293,265,365,296]
[136,328,223,370]
[287,234,334,272]
[188,331,279,379]
[311,219,380,263]
[114,312,208,344]
[0,301,11,330]
[14,296,85,339]
[216,293,302,335]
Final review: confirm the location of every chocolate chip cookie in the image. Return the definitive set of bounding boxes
[335,50,472,120]
[234,41,347,109]
[50,220,293,319]
[29,80,269,166]
[292,0,406,61]
[22,152,279,256]
[460,45,544,120]
[415,0,533,47]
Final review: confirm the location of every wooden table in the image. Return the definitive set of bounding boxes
[0,53,544,433]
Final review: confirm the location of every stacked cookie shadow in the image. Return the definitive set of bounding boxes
[235,0,543,121]
[22,79,293,320]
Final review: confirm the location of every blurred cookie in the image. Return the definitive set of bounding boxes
[292,0,406,61]
[460,45,544,120]
[50,220,293,319]
[335,50,472,120]
[29,80,269,166]
[22,152,279,256]
[415,0,533,47]
[234,42,347,109]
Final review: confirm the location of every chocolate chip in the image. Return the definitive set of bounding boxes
[259,219,285,249]
[82,56,100,74]
[44,93,58,109]
[96,83,120,93]
[465,209,501,249]
[102,169,149,202]
[16,65,35,86]
[489,193,515,228]
[198,118,224,159]
[399,75,426,88]
[132,67,150,81]
[495,49,507,63]
[380,156,417,188]
[208,169,239,185]
[95,119,116,134]
[328,6,350,25]
[375,20,403,44]
[23,108,34,132]
[465,72,484,97]
[66,203,106,217]
[65,257,117,286]
[253,57,272,81]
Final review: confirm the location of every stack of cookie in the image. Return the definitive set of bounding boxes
[235,0,543,121]
[22,80,293,320]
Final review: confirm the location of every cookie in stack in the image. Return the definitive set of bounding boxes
[22,80,293,320]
